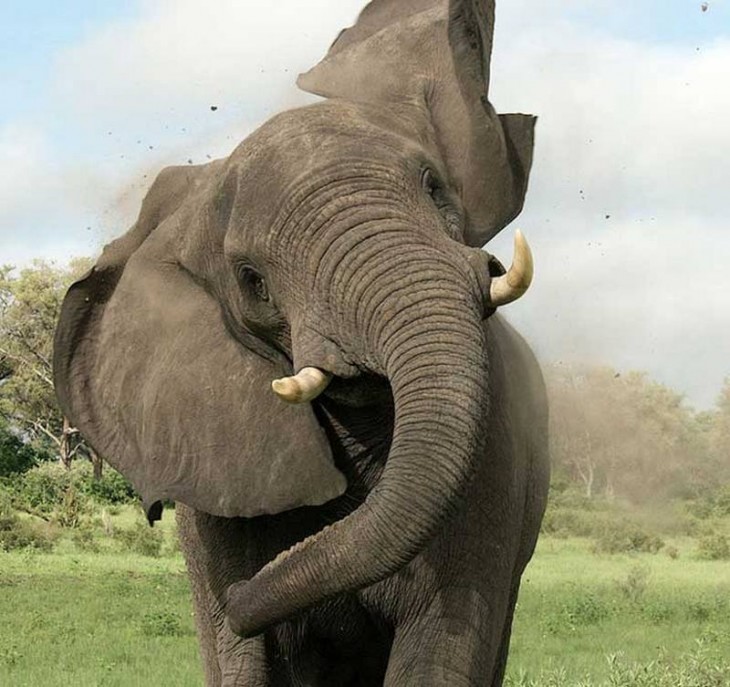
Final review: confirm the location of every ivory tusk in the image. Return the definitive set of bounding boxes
[489,230,534,307]
[271,367,332,404]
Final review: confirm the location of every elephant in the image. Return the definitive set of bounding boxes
[53,1,549,685]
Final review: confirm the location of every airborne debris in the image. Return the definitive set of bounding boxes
[701,2,708,11]
[210,105,218,111]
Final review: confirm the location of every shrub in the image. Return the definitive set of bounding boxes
[16,460,136,516]
[52,484,90,529]
[0,494,57,552]
[85,466,137,505]
[592,521,664,555]
[116,521,163,557]
[0,519,57,552]
[564,593,610,626]
[697,532,730,560]
[71,525,99,553]
[641,599,675,624]
[15,462,75,516]
[715,485,730,517]
[0,488,15,530]
[0,424,47,478]
[541,508,597,538]
[616,565,650,603]
[685,484,730,520]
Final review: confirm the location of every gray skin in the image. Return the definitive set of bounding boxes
[54,1,549,685]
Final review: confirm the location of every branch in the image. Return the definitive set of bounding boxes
[0,346,55,389]
[30,420,62,447]
[6,326,52,370]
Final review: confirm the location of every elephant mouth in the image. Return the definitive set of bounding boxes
[321,371,391,408]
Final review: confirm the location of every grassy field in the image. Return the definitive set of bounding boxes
[1,507,729,686]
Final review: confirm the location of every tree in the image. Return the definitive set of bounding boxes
[707,377,730,485]
[546,363,708,503]
[0,259,94,469]
[0,418,49,477]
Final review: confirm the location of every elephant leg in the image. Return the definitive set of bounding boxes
[489,582,521,687]
[176,505,270,687]
[382,585,512,687]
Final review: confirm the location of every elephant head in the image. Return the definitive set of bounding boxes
[54,0,535,637]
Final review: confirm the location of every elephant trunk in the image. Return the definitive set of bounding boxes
[227,246,488,637]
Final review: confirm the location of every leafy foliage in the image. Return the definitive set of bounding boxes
[10,462,136,526]
[0,420,48,477]
[546,363,729,505]
[115,521,163,557]
[0,490,58,552]
[84,466,137,505]
[0,259,91,462]
[697,532,730,561]
[592,522,665,555]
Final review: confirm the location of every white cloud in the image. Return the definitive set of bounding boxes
[54,0,364,128]
[2,1,728,407]
[0,124,51,225]
[487,12,730,408]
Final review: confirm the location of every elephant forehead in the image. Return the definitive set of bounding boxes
[229,102,427,186]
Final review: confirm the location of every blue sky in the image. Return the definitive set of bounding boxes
[0,2,136,119]
[1,0,728,409]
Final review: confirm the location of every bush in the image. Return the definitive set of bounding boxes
[563,593,610,626]
[541,508,598,538]
[0,423,50,477]
[0,518,57,552]
[116,521,163,557]
[53,484,90,528]
[616,565,650,603]
[71,525,99,553]
[713,485,730,517]
[0,492,57,552]
[697,532,730,560]
[85,466,137,505]
[15,462,76,516]
[592,521,664,555]
[685,484,730,520]
[0,488,15,530]
[11,461,136,525]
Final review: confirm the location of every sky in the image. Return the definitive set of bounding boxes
[1,0,728,409]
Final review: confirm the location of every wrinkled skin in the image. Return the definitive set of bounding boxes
[54,1,549,685]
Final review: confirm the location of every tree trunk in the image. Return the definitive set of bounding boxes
[59,416,72,470]
[90,447,103,481]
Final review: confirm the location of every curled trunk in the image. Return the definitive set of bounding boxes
[227,246,489,637]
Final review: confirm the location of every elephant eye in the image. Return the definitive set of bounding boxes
[421,168,439,197]
[421,168,451,212]
[421,167,463,240]
[238,266,270,302]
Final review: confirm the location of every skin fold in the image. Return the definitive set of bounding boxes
[53,1,550,685]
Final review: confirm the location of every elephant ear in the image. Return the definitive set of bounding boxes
[298,0,535,247]
[54,165,346,522]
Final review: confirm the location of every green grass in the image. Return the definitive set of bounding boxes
[506,537,730,684]
[1,508,729,685]
[0,506,202,686]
